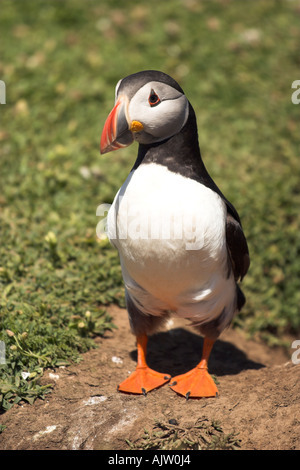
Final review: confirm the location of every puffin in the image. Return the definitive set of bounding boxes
[100,70,250,398]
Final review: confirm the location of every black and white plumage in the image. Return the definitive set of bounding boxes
[100,70,250,398]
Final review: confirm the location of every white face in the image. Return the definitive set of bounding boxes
[123,81,189,145]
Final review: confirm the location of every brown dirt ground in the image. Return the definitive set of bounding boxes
[0,305,299,450]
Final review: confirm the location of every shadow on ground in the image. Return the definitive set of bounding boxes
[129,328,265,378]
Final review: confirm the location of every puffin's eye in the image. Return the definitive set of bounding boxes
[148,89,161,107]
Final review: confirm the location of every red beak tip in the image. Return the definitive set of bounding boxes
[100,142,119,155]
[100,147,109,155]
[100,97,131,155]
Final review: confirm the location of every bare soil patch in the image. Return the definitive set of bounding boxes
[0,306,299,450]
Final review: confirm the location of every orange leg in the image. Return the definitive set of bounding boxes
[117,334,171,395]
[169,338,219,399]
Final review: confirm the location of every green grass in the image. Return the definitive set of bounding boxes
[0,0,299,410]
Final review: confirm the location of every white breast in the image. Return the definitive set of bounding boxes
[107,163,237,326]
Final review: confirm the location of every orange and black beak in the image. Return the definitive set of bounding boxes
[100,96,144,154]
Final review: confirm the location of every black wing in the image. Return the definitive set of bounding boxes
[194,164,250,282]
[225,211,250,282]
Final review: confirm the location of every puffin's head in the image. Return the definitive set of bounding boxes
[100,70,189,154]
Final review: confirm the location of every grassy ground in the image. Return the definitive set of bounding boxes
[0,0,299,411]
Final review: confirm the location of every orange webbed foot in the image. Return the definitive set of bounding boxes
[169,337,219,399]
[117,334,171,395]
[169,366,219,399]
[118,366,171,395]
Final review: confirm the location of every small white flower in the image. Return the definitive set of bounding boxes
[21,371,30,380]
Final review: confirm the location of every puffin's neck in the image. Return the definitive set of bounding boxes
[132,103,208,180]
[131,102,241,223]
